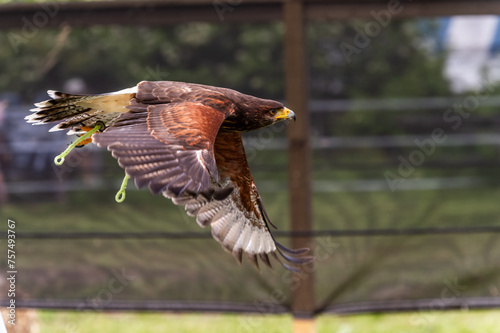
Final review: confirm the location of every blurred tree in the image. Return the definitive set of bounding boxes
[308,20,451,136]
[0,23,285,102]
[309,20,450,99]
[0,18,451,105]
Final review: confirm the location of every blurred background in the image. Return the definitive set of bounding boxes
[0,0,500,332]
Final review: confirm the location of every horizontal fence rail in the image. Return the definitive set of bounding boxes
[1,297,498,314]
[321,297,500,314]
[0,299,289,314]
[2,226,500,240]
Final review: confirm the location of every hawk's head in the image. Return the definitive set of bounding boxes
[229,96,296,132]
[262,105,296,124]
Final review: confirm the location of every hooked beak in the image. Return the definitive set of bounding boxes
[275,107,296,122]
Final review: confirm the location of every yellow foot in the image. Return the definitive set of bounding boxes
[75,126,97,147]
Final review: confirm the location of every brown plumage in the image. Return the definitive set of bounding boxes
[26,81,312,271]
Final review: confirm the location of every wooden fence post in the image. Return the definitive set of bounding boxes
[284,1,315,332]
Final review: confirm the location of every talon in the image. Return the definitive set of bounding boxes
[76,138,93,148]
[76,125,100,147]
[81,126,94,132]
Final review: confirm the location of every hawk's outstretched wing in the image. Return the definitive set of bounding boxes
[169,132,311,270]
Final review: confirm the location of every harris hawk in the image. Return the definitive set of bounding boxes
[26,81,312,270]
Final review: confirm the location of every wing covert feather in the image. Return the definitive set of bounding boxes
[93,102,225,196]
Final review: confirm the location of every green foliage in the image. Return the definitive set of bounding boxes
[1,18,451,103]
[307,19,451,137]
[0,23,285,101]
[309,20,451,99]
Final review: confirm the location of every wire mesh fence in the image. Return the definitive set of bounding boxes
[1,10,500,319]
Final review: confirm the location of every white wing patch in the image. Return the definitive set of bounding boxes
[206,187,276,256]
[169,184,276,255]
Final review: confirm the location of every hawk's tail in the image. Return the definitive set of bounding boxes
[26,87,137,134]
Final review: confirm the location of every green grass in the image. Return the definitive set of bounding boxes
[36,310,500,333]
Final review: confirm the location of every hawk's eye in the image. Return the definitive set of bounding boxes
[269,108,279,115]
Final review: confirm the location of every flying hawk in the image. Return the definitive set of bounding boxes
[26,81,312,270]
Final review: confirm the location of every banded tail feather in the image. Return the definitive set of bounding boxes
[25,87,137,134]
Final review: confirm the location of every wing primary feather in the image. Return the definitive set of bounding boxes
[165,174,189,195]
[275,242,310,255]
[259,253,272,269]
[278,250,314,264]
[258,197,278,229]
[176,179,194,197]
[247,254,260,271]
[232,249,243,264]
[271,253,303,272]
[282,263,302,273]
[148,171,183,194]
[270,252,283,265]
